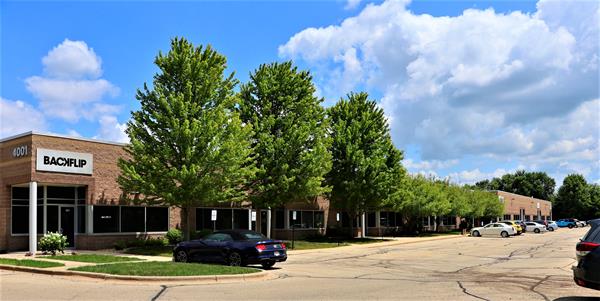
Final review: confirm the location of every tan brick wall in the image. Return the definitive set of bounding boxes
[497,191,552,220]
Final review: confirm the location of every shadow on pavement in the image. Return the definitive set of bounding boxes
[554,297,600,301]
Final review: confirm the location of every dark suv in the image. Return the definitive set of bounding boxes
[573,218,600,290]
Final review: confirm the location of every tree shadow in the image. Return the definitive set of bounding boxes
[554,297,600,301]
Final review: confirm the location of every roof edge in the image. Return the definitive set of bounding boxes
[0,131,128,147]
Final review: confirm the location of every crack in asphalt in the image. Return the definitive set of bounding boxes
[150,285,168,301]
[529,276,551,301]
[456,281,490,301]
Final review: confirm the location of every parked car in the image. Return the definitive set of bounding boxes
[524,222,547,233]
[471,223,515,238]
[500,221,522,235]
[515,220,528,233]
[547,221,558,231]
[173,230,287,268]
[576,219,587,227]
[533,220,548,227]
[573,218,600,290]
[557,219,578,228]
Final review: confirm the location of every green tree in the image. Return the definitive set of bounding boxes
[555,174,595,220]
[118,38,255,240]
[475,170,555,200]
[238,62,332,223]
[327,92,401,237]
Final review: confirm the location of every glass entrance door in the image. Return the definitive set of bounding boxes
[60,206,75,248]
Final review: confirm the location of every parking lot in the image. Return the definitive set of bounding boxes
[1,227,599,300]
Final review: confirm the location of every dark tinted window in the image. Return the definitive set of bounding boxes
[77,206,86,233]
[233,209,249,230]
[47,205,59,232]
[241,232,266,240]
[93,206,119,233]
[146,207,168,231]
[315,211,324,228]
[583,226,600,243]
[121,207,145,232]
[204,233,233,241]
[47,186,75,199]
[12,187,29,199]
[216,209,232,230]
[368,212,376,227]
[12,206,28,234]
[275,209,284,229]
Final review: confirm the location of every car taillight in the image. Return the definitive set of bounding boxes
[256,244,267,252]
[576,242,600,257]
[280,242,286,249]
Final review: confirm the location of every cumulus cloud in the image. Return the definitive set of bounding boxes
[0,97,47,137]
[26,39,119,122]
[280,0,599,182]
[95,115,129,143]
[345,0,362,10]
[447,168,510,185]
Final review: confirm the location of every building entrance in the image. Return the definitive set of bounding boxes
[60,206,75,248]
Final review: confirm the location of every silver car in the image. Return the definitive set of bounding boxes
[471,223,515,238]
[525,222,547,233]
[547,221,558,231]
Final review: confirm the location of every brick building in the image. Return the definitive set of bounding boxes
[495,190,552,221]
[0,132,331,252]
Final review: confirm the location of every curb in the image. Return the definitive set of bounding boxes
[0,264,271,283]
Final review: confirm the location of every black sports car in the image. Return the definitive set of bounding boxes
[173,230,287,269]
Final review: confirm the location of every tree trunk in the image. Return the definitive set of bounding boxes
[181,206,192,241]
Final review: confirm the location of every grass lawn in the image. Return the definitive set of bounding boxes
[0,258,65,268]
[44,254,142,263]
[69,261,259,276]
[123,246,173,257]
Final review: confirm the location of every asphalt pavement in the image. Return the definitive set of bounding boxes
[1,227,599,300]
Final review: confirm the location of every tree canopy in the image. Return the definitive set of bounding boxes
[118,37,255,239]
[238,61,331,209]
[554,174,600,220]
[474,170,555,200]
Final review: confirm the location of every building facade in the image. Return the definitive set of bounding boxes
[496,190,552,221]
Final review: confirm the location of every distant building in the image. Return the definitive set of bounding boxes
[495,190,552,221]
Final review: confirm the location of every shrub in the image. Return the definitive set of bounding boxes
[114,238,167,250]
[39,232,68,255]
[165,229,183,245]
[113,241,127,250]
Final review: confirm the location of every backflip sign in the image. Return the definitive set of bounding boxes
[36,148,93,175]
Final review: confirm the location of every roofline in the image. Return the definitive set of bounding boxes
[493,190,550,203]
[0,131,128,147]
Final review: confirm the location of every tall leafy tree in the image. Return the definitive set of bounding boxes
[474,170,555,200]
[554,174,595,219]
[118,38,255,240]
[327,92,401,237]
[238,62,331,218]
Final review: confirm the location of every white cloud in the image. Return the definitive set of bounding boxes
[345,0,362,10]
[95,115,129,143]
[0,98,47,137]
[403,158,458,170]
[42,39,102,79]
[26,39,119,122]
[280,0,599,183]
[447,168,510,185]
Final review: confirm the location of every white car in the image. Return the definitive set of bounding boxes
[547,221,558,231]
[524,222,547,233]
[576,220,587,227]
[471,223,515,238]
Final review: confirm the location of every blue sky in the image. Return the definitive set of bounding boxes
[1,0,598,187]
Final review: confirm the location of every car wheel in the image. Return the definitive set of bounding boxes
[261,261,275,269]
[549,227,554,232]
[175,249,188,263]
[228,251,242,267]
[501,231,509,238]
[534,228,540,233]
[568,224,574,229]
[472,230,480,237]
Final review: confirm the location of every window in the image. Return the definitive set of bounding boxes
[93,206,119,233]
[301,211,314,229]
[241,232,265,240]
[204,233,233,242]
[289,211,302,228]
[288,210,324,228]
[47,206,59,232]
[215,209,233,230]
[503,215,511,221]
[47,186,75,199]
[367,212,376,227]
[11,206,29,234]
[121,207,145,232]
[233,209,249,230]
[77,206,86,233]
[314,211,324,228]
[274,209,285,229]
[146,207,168,231]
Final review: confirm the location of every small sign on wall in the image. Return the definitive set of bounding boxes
[211,210,217,221]
[292,211,297,220]
[336,212,340,222]
[251,211,257,221]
